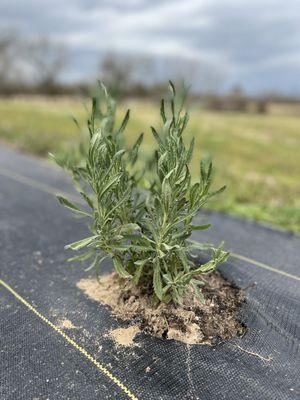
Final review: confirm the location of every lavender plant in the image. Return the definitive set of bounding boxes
[55,83,229,304]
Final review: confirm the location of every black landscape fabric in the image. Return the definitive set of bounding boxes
[0,146,299,400]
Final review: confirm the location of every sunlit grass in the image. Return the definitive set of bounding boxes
[0,96,299,232]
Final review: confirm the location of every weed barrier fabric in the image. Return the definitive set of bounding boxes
[0,147,299,400]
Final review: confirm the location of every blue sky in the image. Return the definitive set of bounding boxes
[1,0,300,95]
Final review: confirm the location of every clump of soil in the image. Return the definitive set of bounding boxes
[77,272,245,345]
[109,326,140,347]
[58,318,78,330]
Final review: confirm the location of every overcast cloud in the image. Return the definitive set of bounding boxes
[1,0,300,94]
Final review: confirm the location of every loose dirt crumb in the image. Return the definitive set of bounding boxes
[145,366,151,373]
[58,318,78,330]
[77,271,245,345]
[109,325,140,347]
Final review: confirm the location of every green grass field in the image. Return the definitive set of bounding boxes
[0,96,299,232]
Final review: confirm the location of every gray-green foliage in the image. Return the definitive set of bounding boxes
[55,82,229,304]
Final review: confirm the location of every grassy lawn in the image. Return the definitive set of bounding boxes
[0,96,299,233]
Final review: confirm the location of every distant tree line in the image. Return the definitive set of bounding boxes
[1,30,299,114]
[0,30,225,98]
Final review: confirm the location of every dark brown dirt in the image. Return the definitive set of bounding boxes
[77,272,245,345]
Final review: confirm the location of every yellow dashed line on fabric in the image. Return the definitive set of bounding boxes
[0,279,138,400]
[230,252,300,282]
[1,166,299,284]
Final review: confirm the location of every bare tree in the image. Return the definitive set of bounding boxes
[155,56,225,95]
[26,37,68,91]
[99,53,134,97]
[0,30,21,90]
